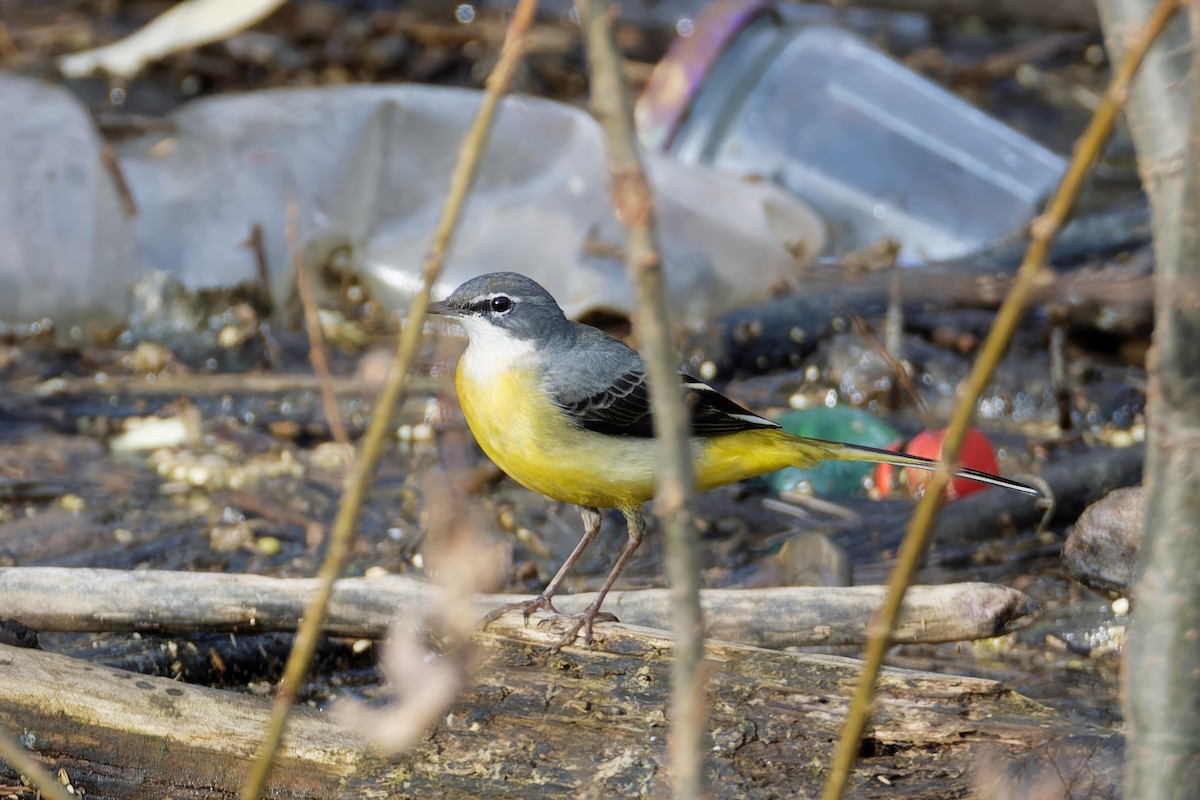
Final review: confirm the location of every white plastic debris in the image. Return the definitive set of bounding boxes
[0,75,137,333]
[58,0,287,79]
[1,80,824,330]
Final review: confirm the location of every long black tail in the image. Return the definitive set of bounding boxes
[813,438,1039,496]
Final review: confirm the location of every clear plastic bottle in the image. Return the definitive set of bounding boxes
[637,1,1066,264]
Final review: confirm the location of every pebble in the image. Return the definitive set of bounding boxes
[1063,485,1144,595]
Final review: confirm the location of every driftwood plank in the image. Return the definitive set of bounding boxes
[0,617,1119,799]
[0,568,1035,647]
[0,642,362,799]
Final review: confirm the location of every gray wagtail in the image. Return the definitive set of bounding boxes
[430,272,1036,648]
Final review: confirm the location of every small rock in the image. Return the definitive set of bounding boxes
[1064,485,1144,595]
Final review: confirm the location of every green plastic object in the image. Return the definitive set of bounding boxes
[766,406,901,497]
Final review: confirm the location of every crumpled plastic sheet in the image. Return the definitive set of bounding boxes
[0,75,825,333]
[0,76,138,331]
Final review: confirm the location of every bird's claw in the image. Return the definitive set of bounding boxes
[546,608,618,653]
[482,597,618,651]
[481,594,561,629]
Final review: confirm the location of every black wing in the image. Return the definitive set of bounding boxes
[559,368,655,436]
[556,370,779,438]
[682,376,782,435]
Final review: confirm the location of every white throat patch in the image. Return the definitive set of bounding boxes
[457,316,537,384]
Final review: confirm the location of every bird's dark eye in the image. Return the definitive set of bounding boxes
[490,295,513,314]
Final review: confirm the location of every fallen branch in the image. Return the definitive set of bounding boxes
[0,642,360,800]
[0,568,1035,648]
[835,444,1146,564]
[0,620,1119,800]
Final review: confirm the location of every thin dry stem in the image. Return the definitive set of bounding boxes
[848,311,928,421]
[100,144,137,216]
[21,372,436,397]
[237,2,541,797]
[334,475,498,753]
[287,192,350,447]
[821,1,1183,797]
[0,723,74,800]
[575,1,706,798]
[241,222,273,310]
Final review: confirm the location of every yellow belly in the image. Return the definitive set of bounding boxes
[455,363,821,510]
[694,428,824,491]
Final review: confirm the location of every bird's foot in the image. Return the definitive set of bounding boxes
[481,593,561,629]
[544,606,618,653]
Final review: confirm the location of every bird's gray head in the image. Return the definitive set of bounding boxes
[429,272,570,344]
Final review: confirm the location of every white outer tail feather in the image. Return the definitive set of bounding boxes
[817,439,1039,496]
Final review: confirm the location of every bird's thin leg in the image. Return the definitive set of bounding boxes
[482,506,604,628]
[551,508,646,652]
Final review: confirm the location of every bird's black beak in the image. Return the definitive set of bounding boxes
[427,300,458,317]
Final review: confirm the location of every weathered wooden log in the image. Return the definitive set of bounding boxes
[0,642,360,799]
[0,568,1035,647]
[0,618,1121,799]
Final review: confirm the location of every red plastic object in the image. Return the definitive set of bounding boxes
[875,427,1000,500]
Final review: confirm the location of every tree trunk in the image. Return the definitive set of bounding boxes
[1095,0,1200,796]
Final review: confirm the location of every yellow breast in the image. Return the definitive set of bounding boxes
[455,360,661,510]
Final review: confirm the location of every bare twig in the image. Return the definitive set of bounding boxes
[0,723,74,800]
[821,2,1182,798]
[286,192,350,447]
[575,1,705,797]
[237,2,541,797]
[99,144,137,216]
[240,222,273,311]
[333,476,499,753]
[847,311,929,420]
[16,372,435,397]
